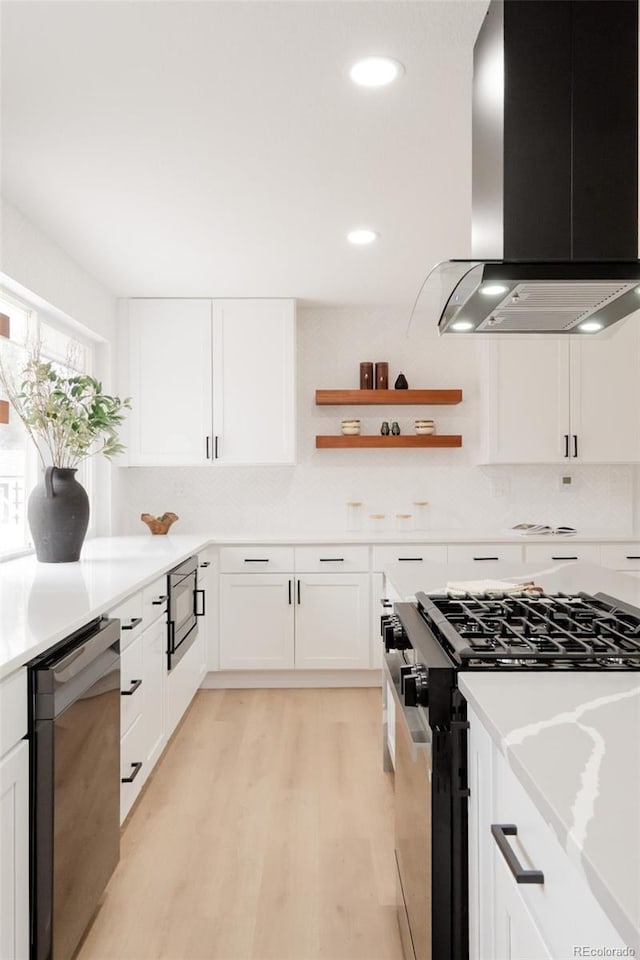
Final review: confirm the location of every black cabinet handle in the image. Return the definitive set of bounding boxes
[152,595,168,605]
[297,580,301,605]
[288,579,292,605]
[473,557,499,562]
[122,617,142,630]
[626,556,640,560]
[121,678,142,696]
[194,589,205,617]
[380,599,393,608]
[551,556,578,561]
[244,558,270,563]
[214,435,220,459]
[205,435,211,459]
[121,761,143,784]
[491,824,544,884]
[319,558,344,562]
[199,561,211,568]
[398,557,423,562]
[573,434,578,458]
[563,434,569,458]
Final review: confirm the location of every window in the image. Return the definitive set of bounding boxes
[0,292,95,559]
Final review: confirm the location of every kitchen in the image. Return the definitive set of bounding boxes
[1,1,640,959]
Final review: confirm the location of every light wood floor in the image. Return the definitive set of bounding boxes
[77,687,403,960]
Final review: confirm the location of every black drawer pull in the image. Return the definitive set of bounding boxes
[152,595,168,605]
[626,556,640,560]
[491,824,544,884]
[199,561,211,568]
[319,558,344,562]
[380,599,393,608]
[551,556,578,561]
[122,617,142,630]
[121,678,142,696]
[243,558,270,563]
[473,557,499,561]
[121,761,143,784]
[398,557,423,562]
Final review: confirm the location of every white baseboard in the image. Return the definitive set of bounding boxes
[201,669,382,689]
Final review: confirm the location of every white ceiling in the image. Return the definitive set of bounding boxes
[1,0,488,307]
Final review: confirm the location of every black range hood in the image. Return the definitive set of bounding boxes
[437,0,640,335]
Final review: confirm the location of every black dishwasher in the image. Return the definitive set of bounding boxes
[29,616,121,960]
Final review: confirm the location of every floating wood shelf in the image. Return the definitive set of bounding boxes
[315,389,462,406]
[0,400,8,425]
[316,435,462,449]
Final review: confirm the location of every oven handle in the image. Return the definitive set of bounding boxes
[168,620,176,654]
[194,589,206,617]
[383,654,432,763]
[491,824,545,884]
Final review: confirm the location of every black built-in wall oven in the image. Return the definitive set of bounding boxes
[167,556,204,671]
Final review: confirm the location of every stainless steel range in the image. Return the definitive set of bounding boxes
[382,589,640,960]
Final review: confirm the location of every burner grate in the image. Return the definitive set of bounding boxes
[415,590,640,669]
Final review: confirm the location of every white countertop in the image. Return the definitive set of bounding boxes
[459,672,640,952]
[0,535,210,678]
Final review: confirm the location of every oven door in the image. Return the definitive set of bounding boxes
[168,558,204,671]
[384,652,432,960]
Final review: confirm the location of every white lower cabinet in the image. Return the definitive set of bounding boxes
[165,627,206,739]
[142,616,166,776]
[294,573,370,669]
[218,545,371,671]
[0,739,29,960]
[468,705,629,960]
[219,574,295,669]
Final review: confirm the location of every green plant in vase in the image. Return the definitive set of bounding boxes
[0,340,131,561]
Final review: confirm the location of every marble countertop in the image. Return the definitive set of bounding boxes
[459,672,640,952]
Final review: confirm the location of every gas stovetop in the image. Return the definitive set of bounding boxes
[415,590,640,669]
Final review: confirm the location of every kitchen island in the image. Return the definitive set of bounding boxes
[384,559,640,956]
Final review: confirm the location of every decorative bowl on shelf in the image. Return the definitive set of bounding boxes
[341,419,361,436]
[415,418,435,435]
[141,512,179,535]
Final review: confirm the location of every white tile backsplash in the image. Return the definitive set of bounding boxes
[112,307,635,537]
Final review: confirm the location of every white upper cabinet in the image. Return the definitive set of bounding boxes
[479,319,640,463]
[212,299,296,464]
[568,316,640,463]
[128,299,213,465]
[124,298,296,466]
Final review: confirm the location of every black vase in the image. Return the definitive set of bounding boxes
[28,467,90,562]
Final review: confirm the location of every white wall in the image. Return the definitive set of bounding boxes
[1,197,119,534]
[112,306,635,538]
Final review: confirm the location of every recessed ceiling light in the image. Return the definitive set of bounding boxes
[347,229,379,245]
[349,57,404,87]
[480,284,508,296]
[579,320,603,333]
[450,320,475,332]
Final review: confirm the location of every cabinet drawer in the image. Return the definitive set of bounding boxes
[219,545,294,573]
[120,634,144,736]
[0,669,27,756]
[109,591,143,649]
[600,543,640,571]
[522,543,601,565]
[446,544,523,564]
[120,713,145,824]
[142,575,168,627]
[492,747,627,958]
[294,545,369,573]
[372,544,447,571]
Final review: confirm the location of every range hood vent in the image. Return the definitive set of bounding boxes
[435,0,640,335]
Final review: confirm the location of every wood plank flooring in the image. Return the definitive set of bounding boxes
[77,688,403,960]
